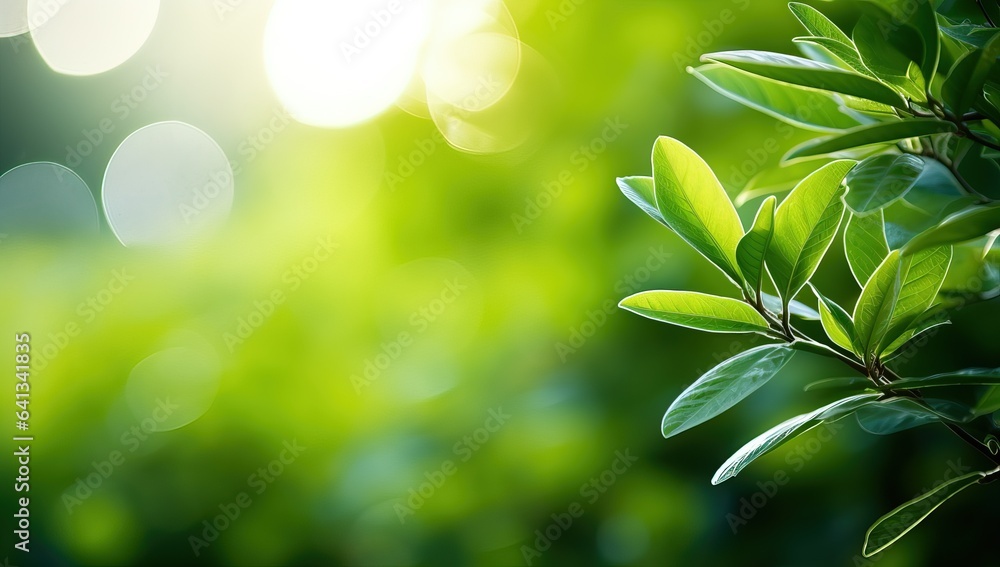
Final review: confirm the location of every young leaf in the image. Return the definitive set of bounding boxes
[689,64,862,131]
[844,154,925,215]
[784,119,957,160]
[855,397,945,435]
[792,36,876,79]
[712,393,880,484]
[902,203,1000,254]
[737,196,776,299]
[862,471,988,557]
[845,209,890,287]
[884,368,1000,390]
[619,290,772,334]
[811,284,858,354]
[661,345,796,438]
[881,313,950,358]
[767,160,855,306]
[853,250,902,363]
[881,246,952,351]
[702,51,905,108]
[616,176,667,227]
[788,2,853,46]
[652,137,744,284]
[761,293,821,320]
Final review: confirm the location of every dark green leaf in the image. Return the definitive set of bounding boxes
[856,397,945,435]
[863,471,988,557]
[901,203,1000,254]
[884,368,1000,390]
[712,393,881,484]
[661,345,796,438]
[784,119,957,160]
[804,376,872,392]
[942,34,1000,114]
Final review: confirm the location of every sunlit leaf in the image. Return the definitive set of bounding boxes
[767,160,855,306]
[661,345,796,438]
[737,196,776,299]
[902,203,1000,255]
[735,158,831,206]
[652,137,744,284]
[619,290,771,334]
[811,284,858,354]
[702,50,905,108]
[845,209,890,287]
[761,292,821,320]
[616,176,667,227]
[881,246,952,351]
[853,250,902,363]
[690,64,861,131]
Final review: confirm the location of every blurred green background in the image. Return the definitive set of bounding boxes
[1,1,998,566]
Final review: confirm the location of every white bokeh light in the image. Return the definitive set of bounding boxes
[102,121,234,248]
[27,0,159,76]
[0,161,99,239]
[124,345,221,432]
[263,0,433,128]
[0,0,28,37]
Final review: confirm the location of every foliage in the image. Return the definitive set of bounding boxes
[618,0,1000,558]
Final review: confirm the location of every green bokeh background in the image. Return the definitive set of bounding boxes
[1,1,998,566]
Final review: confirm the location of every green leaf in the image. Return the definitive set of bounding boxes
[652,137,744,284]
[702,50,905,108]
[761,293,821,320]
[803,376,872,392]
[619,290,772,334]
[853,12,924,99]
[881,246,952,351]
[793,36,876,79]
[712,393,880,484]
[845,209,890,287]
[661,345,796,438]
[616,176,667,227]
[737,196,776,299]
[862,470,988,557]
[735,158,832,206]
[844,154,925,215]
[940,22,1000,49]
[767,160,855,305]
[855,397,945,435]
[901,203,1000,255]
[853,250,902,363]
[881,312,950,358]
[942,34,1000,114]
[861,0,939,84]
[690,64,862,131]
[811,285,858,353]
[784,119,957,160]
[788,2,853,46]
[884,368,1000,390]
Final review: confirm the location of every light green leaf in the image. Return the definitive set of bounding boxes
[881,312,950,358]
[737,196,776,299]
[619,290,772,334]
[845,209,890,287]
[712,393,880,484]
[862,471,988,557]
[784,119,957,160]
[902,203,1000,254]
[853,250,902,363]
[616,176,667,227]
[761,292,821,320]
[767,160,855,305]
[690,64,862,131]
[884,368,1000,390]
[702,50,905,108]
[788,2,853,46]
[735,158,832,206]
[811,284,858,353]
[793,36,876,78]
[662,345,796,438]
[881,246,952,351]
[844,154,925,215]
[652,137,744,284]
